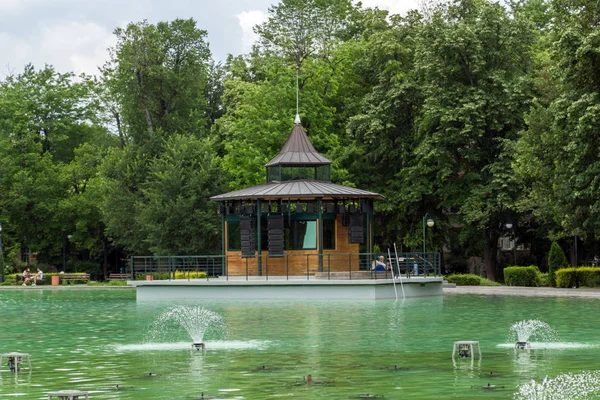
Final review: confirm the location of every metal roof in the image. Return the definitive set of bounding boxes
[265,123,332,166]
[211,180,384,201]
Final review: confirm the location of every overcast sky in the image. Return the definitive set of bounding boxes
[0,0,419,78]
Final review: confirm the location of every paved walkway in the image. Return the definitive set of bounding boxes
[444,285,600,298]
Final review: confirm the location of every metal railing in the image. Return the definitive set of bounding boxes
[129,252,441,281]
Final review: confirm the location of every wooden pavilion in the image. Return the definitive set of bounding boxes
[211,116,383,276]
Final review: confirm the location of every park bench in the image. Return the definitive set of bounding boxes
[107,273,129,281]
[59,273,90,283]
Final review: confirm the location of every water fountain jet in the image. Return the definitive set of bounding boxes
[150,306,225,350]
[510,320,559,349]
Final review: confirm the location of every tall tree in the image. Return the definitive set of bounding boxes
[404,0,535,279]
[100,19,226,256]
[515,0,600,240]
[0,65,110,268]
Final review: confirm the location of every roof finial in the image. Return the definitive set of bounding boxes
[295,64,301,124]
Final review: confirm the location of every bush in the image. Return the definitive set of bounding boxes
[556,267,600,288]
[446,274,481,286]
[480,277,502,286]
[548,242,569,287]
[538,272,549,287]
[174,270,207,280]
[504,266,541,287]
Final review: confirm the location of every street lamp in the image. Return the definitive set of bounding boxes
[0,222,3,283]
[505,222,516,265]
[422,214,435,254]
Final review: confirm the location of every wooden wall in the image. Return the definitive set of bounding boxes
[226,215,361,276]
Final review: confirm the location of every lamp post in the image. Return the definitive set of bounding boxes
[422,214,435,254]
[0,222,3,283]
[505,222,516,265]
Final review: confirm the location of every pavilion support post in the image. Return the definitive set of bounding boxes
[221,209,226,276]
[257,199,262,276]
[318,199,323,272]
[369,199,374,254]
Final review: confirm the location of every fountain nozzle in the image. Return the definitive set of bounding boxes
[192,343,205,351]
[515,341,530,350]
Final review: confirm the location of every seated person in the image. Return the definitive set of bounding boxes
[374,256,387,272]
[33,268,44,286]
[22,267,31,286]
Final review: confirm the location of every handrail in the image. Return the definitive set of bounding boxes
[128,251,441,281]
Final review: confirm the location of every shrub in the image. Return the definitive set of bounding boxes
[445,274,481,286]
[556,267,600,288]
[504,266,541,287]
[548,242,569,287]
[174,270,207,280]
[538,272,549,287]
[478,277,502,286]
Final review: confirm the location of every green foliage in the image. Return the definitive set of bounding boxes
[547,242,569,287]
[99,19,226,256]
[174,270,208,280]
[514,0,600,240]
[445,274,481,286]
[504,266,541,287]
[555,267,600,288]
[538,272,549,287]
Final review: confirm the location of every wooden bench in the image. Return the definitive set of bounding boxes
[59,273,90,283]
[107,273,129,281]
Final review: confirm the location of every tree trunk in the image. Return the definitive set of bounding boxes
[483,229,500,281]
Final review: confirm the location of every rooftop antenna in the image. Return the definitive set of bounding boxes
[295,64,301,124]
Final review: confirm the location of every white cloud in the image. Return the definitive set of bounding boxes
[236,10,268,53]
[38,21,115,76]
[359,0,419,16]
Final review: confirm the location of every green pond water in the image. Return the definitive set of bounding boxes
[1,288,600,399]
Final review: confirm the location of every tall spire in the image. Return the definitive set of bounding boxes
[295,64,301,124]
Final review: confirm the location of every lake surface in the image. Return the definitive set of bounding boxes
[0,289,599,399]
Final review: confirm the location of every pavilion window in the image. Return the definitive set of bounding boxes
[227,221,241,251]
[323,219,336,250]
[285,220,317,250]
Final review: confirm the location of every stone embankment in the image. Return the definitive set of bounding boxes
[444,285,600,298]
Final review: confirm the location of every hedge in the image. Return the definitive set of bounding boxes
[504,266,541,287]
[445,274,481,286]
[555,267,600,288]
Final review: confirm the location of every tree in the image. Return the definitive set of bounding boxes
[401,0,535,279]
[515,0,600,241]
[100,19,226,256]
[548,241,568,287]
[103,18,212,143]
[0,65,109,267]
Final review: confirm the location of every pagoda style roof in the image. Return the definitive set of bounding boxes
[210,180,384,201]
[265,123,332,167]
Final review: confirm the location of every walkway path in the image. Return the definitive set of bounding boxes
[444,285,600,298]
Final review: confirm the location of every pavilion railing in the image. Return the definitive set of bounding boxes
[128,252,441,281]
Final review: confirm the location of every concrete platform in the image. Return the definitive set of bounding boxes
[129,276,443,301]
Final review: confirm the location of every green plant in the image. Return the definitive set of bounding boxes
[556,267,600,288]
[445,274,481,286]
[174,270,207,280]
[504,266,541,287]
[479,277,502,286]
[538,272,549,287]
[555,268,578,288]
[548,242,569,287]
